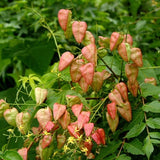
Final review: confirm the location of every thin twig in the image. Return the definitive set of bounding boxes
[116,139,126,158]
[98,55,118,79]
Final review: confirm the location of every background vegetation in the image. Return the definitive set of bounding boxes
[0,0,160,160]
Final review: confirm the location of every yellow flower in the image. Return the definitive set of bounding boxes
[7,129,14,134]
[81,147,88,155]
[77,134,83,141]
[85,137,92,144]
[68,136,75,144]
[43,130,50,136]
[26,133,33,138]
[63,144,70,152]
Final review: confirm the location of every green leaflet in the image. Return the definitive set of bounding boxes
[124,138,145,155]
[117,154,131,160]
[125,122,146,138]
[149,132,160,139]
[143,136,154,160]
[3,150,23,160]
[143,101,160,113]
[146,118,160,129]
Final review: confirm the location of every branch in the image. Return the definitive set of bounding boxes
[98,55,118,79]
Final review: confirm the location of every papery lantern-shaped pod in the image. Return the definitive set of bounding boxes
[32,125,42,135]
[58,9,72,31]
[72,21,87,43]
[70,59,84,83]
[123,34,133,46]
[45,121,59,133]
[18,148,28,160]
[58,110,70,129]
[0,99,9,118]
[66,95,81,107]
[80,63,94,85]
[78,112,90,130]
[98,36,110,48]
[117,101,132,122]
[57,134,66,149]
[84,123,94,137]
[4,108,18,127]
[68,124,80,139]
[41,135,52,149]
[91,130,102,145]
[81,111,91,118]
[127,80,139,97]
[78,77,89,93]
[91,72,104,92]
[110,32,123,51]
[83,141,93,156]
[106,112,119,132]
[108,89,124,106]
[107,102,117,120]
[35,87,48,105]
[115,82,128,102]
[125,63,139,83]
[16,112,31,135]
[97,128,106,145]
[53,103,66,121]
[72,103,83,117]
[118,42,131,62]
[130,48,143,67]
[144,77,157,86]
[58,52,74,71]
[97,47,108,58]
[82,31,95,46]
[102,70,111,80]
[36,107,52,130]
[81,44,97,66]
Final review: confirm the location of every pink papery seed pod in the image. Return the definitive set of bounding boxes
[58,52,74,71]
[45,121,55,133]
[41,135,52,149]
[83,141,93,156]
[81,43,97,66]
[125,63,139,83]
[91,130,102,145]
[70,59,85,83]
[117,101,132,122]
[4,108,18,127]
[106,112,119,132]
[32,126,42,135]
[80,63,94,85]
[110,32,123,51]
[91,72,104,92]
[72,21,87,43]
[102,70,111,80]
[84,123,94,137]
[130,48,143,67]
[16,112,31,135]
[58,9,72,31]
[107,102,117,120]
[127,80,139,97]
[77,113,89,130]
[67,124,80,139]
[53,103,66,121]
[66,95,81,107]
[97,128,105,145]
[144,77,157,86]
[118,42,131,62]
[108,89,124,106]
[72,103,83,117]
[0,99,9,118]
[57,134,66,149]
[18,147,28,160]
[115,82,128,102]
[36,107,52,130]
[78,77,89,93]
[82,31,95,46]
[35,87,48,105]
[81,111,91,118]
[123,34,133,46]
[98,36,110,48]
[58,110,70,129]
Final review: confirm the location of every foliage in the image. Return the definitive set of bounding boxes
[0,0,160,160]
